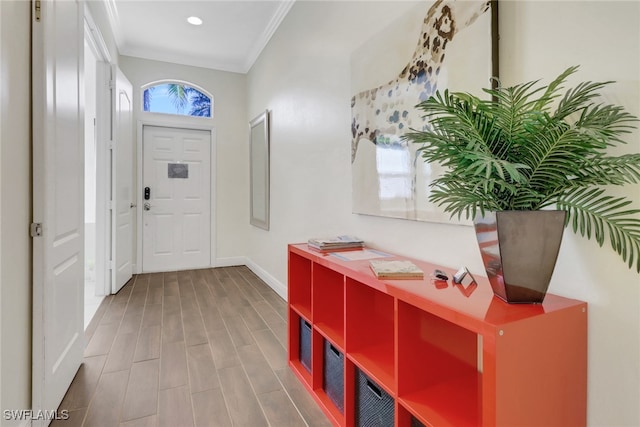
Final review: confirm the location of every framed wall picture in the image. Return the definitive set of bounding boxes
[249,110,270,230]
[351,0,499,225]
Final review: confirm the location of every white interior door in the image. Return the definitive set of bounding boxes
[142,126,211,272]
[32,0,84,422]
[112,66,134,293]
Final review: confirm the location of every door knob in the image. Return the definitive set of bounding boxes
[130,202,137,209]
[143,202,151,211]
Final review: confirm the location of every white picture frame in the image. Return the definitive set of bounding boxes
[249,110,270,230]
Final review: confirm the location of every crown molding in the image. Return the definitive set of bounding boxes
[120,45,246,74]
[103,0,124,49]
[84,4,112,63]
[102,0,295,75]
[242,0,296,73]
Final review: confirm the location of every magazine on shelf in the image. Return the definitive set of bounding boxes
[330,249,391,261]
[307,235,364,251]
[369,259,424,279]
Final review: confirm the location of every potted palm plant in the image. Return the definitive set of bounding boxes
[405,66,640,303]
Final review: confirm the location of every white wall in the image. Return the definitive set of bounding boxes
[118,56,249,264]
[247,1,640,425]
[500,3,640,424]
[0,1,32,424]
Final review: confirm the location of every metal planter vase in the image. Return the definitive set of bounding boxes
[473,210,567,304]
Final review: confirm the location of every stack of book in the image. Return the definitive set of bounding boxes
[369,259,424,279]
[307,235,364,252]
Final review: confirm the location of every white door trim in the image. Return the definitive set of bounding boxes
[95,62,112,296]
[136,118,216,274]
[84,6,112,296]
[112,66,134,291]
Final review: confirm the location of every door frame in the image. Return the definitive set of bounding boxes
[136,118,217,273]
[84,5,112,296]
[111,66,135,292]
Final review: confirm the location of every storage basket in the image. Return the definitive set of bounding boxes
[355,368,394,426]
[323,339,344,413]
[299,317,312,372]
[411,416,426,427]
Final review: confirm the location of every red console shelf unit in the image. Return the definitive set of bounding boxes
[287,243,587,427]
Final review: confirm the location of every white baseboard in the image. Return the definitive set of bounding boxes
[113,256,287,304]
[214,256,248,268]
[244,259,287,301]
[213,256,287,301]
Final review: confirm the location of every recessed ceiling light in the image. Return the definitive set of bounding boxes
[187,16,203,26]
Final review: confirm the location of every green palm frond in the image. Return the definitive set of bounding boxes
[576,154,640,185]
[555,80,612,121]
[428,178,506,219]
[404,66,640,272]
[557,188,640,272]
[575,103,637,146]
[530,65,578,112]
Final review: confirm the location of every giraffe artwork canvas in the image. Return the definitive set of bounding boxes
[351,0,496,224]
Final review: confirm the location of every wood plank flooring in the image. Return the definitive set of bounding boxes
[53,266,331,427]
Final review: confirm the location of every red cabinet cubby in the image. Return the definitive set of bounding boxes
[313,264,345,348]
[289,252,312,320]
[346,277,395,392]
[287,244,587,427]
[397,301,480,426]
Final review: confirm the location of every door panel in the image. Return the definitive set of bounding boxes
[112,67,134,293]
[32,0,84,421]
[184,214,202,252]
[142,126,211,272]
[155,214,174,254]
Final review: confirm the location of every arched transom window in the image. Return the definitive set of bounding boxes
[142,82,213,118]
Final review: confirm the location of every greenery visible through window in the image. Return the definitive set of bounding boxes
[143,83,212,117]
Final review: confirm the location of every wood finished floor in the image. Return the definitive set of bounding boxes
[54,266,332,427]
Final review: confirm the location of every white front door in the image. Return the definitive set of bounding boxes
[142,126,211,272]
[32,0,84,421]
[112,66,134,293]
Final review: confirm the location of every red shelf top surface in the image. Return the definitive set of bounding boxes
[289,243,586,335]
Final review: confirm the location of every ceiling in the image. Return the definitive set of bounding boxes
[103,0,296,73]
